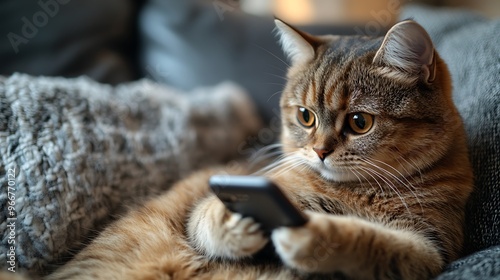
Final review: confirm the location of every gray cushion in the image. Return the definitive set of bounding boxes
[0,74,261,274]
[436,245,500,280]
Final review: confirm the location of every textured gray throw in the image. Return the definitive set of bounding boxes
[0,74,261,274]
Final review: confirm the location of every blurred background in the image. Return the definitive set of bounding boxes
[244,0,500,22]
[1,0,498,123]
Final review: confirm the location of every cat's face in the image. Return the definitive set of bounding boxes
[276,20,461,183]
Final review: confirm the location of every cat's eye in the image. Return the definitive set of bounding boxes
[297,107,316,128]
[348,113,374,134]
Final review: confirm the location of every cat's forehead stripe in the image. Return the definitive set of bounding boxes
[296,79,308,105]
[335,111,346,132]
[320,62,336,109]
[324,85,335,110]
[307,79,316,105]
[322,63,349,111]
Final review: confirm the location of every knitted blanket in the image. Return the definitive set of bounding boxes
[0,74,262,274]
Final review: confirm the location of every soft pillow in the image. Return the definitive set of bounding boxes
[0,74,261,274]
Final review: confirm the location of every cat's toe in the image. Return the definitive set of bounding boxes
[272,227,313,266]
[224,214,268,257]
[227,214,261,234]
[272,213,338,273]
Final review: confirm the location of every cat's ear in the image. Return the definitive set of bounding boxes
[373,20,436,83]
[275,19,317,65]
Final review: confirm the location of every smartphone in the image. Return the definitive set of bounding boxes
[209,175,308,232]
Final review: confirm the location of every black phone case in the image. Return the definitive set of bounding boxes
[209,175,308,232]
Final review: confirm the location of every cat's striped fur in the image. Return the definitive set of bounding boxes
[47,20,473,280]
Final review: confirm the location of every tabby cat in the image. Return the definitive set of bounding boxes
[47,20,473,280]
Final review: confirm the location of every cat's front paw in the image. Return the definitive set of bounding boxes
[189,196,268,260]
[272,212,339,273]
[218,212,268,258]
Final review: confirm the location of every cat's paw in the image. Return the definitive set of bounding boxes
[272,212,339,273]
[189,196,268,260]
[220,212,268,258]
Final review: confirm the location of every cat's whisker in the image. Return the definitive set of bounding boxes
[369,158,421,197]
[361,159,412,202]
[273,164,304,178]
[248,144,283,164]
[264,159,295,175]
[391,156,420,190]
[394,149,425,185]
[267,90,283,103]
[267,165,293,178]
[387,166,425,214]
[252,43,291,68]
[368,158,414,187]
[261,62,288,75]
[269,158,306,178]
[264,72,288,81]
[250,150,282,163]
[359,165,411,214]
[351,166,379,195]
[349,168,364,186]
[252,158,286,176]
[366,158,424,214]
[408,157,425,184]
[253,153,299,176]
[359,166,394,194]
[268,152,309,177]
[249,144,285,166]
[254,143,283,154]
[261,82,286,87]
[357,166,386,197]
[248,150,284,170]
[255,149,283,160]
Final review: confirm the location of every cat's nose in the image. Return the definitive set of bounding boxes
[313,147,332,161]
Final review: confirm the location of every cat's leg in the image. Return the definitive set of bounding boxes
[272,211,443,280]
[187,195,269,260]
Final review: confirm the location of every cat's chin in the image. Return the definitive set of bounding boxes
[316,165,359,183]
